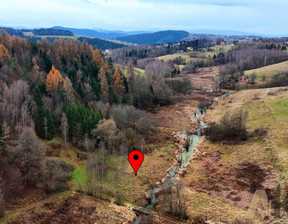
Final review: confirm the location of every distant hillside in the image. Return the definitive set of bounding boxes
[53,26,149,39]
[31,28,73,36]
[0,27,125,50]
[0,27,24,37]
[78,37,126,50]
[115,30,189,44]
[53,26,122,39]
[0,27,73,36]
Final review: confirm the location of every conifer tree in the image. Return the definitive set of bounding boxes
[61,112,68,146]
[0,120,10,156]
[35,106,46,139]
[34,87,43,108]
[112,67,125,95]
[46,65,64,95]
[35,107,55,140]
[90,45,103,65]
[45,109,55,140]
[21,68,30,82]
[39,51,52,73]
[98,66,109,102]
[0,43,10,61]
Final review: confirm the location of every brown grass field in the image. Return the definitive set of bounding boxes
[179,87,288,223]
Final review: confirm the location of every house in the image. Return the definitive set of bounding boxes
[239,76,249,84]
[220,41,225,45]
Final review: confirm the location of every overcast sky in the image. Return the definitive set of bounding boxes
[0,0,287,35]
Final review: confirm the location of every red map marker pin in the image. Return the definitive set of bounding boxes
[128,150,144,176]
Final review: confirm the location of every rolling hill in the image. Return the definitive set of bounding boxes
[77,37,126,50]
[52,26,149,39]
[115,30,189,44]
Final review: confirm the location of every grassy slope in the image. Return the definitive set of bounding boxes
[157,53,191,63]
[210,44,232,53]
[183,87,288,223]
[72,141,175,206]
[119,66,145,76]
[206,87,288,180]
[245,60,288,79]
[2,130,176,222]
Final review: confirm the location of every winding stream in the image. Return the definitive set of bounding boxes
[133,92,230,223]
[133,108,207,223]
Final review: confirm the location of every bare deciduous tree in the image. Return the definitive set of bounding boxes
[13,127,45,186]
[165,181,188,220]
[63,76,75,104]
[61,112,68,146]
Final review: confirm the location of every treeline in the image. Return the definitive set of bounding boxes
[31,28,73,36]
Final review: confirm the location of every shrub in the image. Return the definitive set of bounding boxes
[43,158,74,193]
[165,77,192,95]
[91,119,119,150]
[266,72,288,87]
[204,110,248,142]
[251,127,268,139]
[198,100,212,114]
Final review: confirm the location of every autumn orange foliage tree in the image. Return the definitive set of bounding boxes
[90,45,103,65]
[0,44,10,61]
[112,67,124,94]
[69,39,79,61]
[0,29,12,51]
[98,65,109,102]
[46,65,64,95]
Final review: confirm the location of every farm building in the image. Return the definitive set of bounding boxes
[239,76,249,84]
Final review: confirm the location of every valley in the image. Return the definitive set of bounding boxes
[1,18,288,224]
